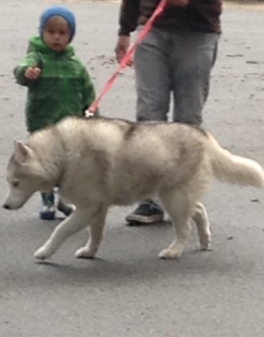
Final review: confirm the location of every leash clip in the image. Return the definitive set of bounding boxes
[84,110,94,119]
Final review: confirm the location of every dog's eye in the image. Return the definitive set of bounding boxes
[12,181,19,188]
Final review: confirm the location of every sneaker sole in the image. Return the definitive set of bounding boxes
[126,214,164,224]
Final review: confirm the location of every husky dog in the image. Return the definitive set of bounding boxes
[3,116,264,261]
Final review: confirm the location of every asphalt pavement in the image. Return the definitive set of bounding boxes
[0,1,264,336]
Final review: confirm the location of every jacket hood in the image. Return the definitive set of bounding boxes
[28,35,75,57]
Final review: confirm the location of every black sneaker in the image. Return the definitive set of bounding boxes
[126,200,164,225]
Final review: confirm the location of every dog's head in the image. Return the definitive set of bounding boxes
[3,140,51,210]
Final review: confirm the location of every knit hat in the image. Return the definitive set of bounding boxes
[39,6,76,42]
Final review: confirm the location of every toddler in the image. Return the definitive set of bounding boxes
[14,6,97,220]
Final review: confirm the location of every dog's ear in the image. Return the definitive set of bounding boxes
[13,140,31,163]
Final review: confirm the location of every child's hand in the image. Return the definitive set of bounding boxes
[25,65,41,80]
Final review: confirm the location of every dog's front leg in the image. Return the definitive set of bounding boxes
[75,205,107,259]
[34,209,89,260]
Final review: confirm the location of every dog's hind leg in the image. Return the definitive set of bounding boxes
[34,209,93,260]
[75,205,107,259]
[158,188,195,259]
[192,202,211,251]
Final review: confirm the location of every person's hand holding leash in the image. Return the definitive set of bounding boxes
[115,35,133,65]
[25,65,41,80]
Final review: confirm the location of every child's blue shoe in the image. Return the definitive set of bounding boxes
[39,205,56,220]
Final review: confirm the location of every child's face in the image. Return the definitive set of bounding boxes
[43,16,71,52]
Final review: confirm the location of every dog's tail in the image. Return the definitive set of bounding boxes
[208,134,264,188]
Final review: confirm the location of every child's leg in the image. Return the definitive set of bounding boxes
[57,189,74,217]
[40,190,56,220]
[57,199,74,217]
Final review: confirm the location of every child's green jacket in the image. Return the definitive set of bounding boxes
[14,36,96,132]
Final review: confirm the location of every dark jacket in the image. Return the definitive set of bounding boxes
[118,0,222,35]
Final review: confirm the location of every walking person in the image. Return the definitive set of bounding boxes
[115,0,222,225]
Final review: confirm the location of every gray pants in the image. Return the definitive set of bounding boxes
[134,27,219,125]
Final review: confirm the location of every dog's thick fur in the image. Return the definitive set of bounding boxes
[3,117,264,260]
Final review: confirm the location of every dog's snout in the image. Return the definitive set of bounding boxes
[3,204,11,210]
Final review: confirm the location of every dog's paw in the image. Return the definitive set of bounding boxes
[158,248,181,260]
[34,246,51,260]
[200,242,212,251]
[75,247,95,259]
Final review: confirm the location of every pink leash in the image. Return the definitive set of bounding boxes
[87,0,167,115]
